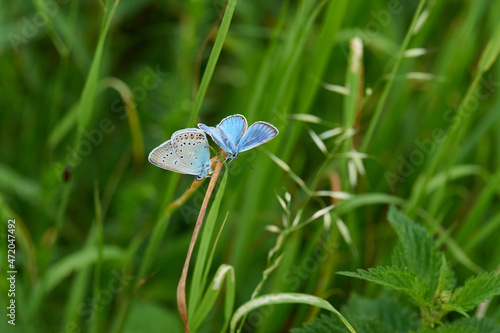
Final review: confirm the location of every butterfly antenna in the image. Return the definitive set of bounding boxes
[241,155,254,170]
[199,181,207,193]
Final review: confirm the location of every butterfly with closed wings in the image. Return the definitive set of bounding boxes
[148,128,214,180]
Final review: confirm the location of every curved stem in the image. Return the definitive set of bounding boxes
[177,156,225,332]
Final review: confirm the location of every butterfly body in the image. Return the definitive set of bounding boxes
[198,114,278,160]
[148,128,214,180]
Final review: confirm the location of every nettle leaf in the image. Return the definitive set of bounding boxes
[451,317,500,333]
[338,267,428,305]
[292,293,419,333]
[376,295,420,331]
[342,293,419,332]
[451,271,500,312]
[417,317,500,333]
[388,206,455,296]
[417,325,477,333]
[436,254,455,297]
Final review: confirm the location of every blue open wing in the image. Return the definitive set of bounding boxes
[237,121,279,153]
[217,114,247,147]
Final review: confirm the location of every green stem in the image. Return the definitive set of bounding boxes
[361,0,427,152]
[188,0,238,126]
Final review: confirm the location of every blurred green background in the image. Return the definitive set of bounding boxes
[1,0,500,332]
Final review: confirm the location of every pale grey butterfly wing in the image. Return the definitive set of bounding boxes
[148,140,188,173]
[171,128,212,177]
[149,128,213,179]
[237,121,279,153]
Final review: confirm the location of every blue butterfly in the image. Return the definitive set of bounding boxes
[148,128,214,180]
[198,114,279,160]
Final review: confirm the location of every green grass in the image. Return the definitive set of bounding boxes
[1,0,500,332]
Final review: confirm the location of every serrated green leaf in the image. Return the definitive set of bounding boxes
[441,302,469,318]
[343,293,419,333]
[293,293,419,333]
[388,206,454,296]
[418,317,500,333]
[451,317,500,333]
[417,325,476,333]
[451,271,500,312]
[436,254,456,298]
[338,267,428,305]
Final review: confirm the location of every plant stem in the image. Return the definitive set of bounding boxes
[177,156,225,333]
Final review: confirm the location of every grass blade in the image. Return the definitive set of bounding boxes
[177,158,225,332]
[230,293,356,333]
[188,167,229,319]
[190,264,235,332]
[361,0,428,152]
[188,0,238,126]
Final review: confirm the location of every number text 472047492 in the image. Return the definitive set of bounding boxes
[7,219,16,326]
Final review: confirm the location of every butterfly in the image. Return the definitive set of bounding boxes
[148,128,214,180]
[198,114,278,160]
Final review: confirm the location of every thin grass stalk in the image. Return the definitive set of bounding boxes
[166,178,206,215]
[245,0,289,121]
[340,37,364,254]
[406,74,484,216]
[32,0,68,56]
[55,0,119,233]
[306,213,341,321]
[188,157,229,317]
[187,0,238,126]
[361,0,427,152]
[177,156,225,333]
[238,145,343,331]
[236,227,289,333]
[100,77,144,168]
[110,3,237,329]
[230,0,326,280]
[281,0,347,162]
[109,172,181,333]
[296,0,348,116]
[407,23,500,215]
[89,181,104,333]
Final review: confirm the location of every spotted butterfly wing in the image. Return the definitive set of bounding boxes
[148,128,213,179]
[171,129,211,173]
